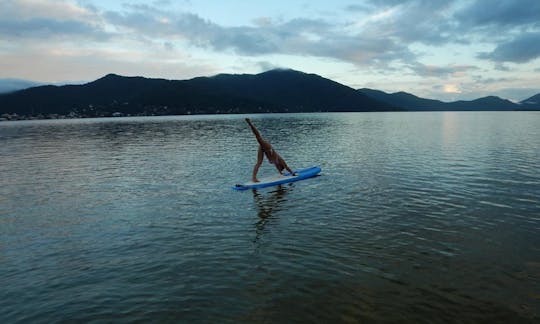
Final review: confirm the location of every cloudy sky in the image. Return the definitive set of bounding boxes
[1,0,539,101]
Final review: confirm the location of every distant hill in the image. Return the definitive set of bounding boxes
[0,78,42,94]
[358,88,446,110]
[1,70,538,119]
[0,70,392,118]
[187,69,392,112]
[359,88,522,111]
[520,93,540,109]
[446,96,517,110]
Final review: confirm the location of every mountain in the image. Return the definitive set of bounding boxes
[187,69,391,112]
[0,70,392,118]
[0,74,241,116]
[520,93,540,109]
[358,88,446,110]
[0,78,42,94]
[1,70,537,119]
[446,96,517,110]
[359,89,521,111]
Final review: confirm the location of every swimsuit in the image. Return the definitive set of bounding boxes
[265,147,284,170]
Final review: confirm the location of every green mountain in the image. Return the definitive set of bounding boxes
[2,70,537,119]
[358,89,522,111]
[520,93,540,109]
[0,70,392,118]
[358,88,446,110]
[0,78,42,94]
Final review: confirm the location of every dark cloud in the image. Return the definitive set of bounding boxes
[452,0,540,65]
[103,9,280,53]
[344,4,372,12]
[345,0,412,14]
[379,1,456,45]
[257,61,284,71]
[153,0,172,6]
[455,0,540,28]
[351,0,540,67]
[0,17,108,40]
[209,26,281,54]
[366,0,540,31]
[163,41,174,51]
[349,0,540,51]
[346,1,462,47]
[471,75,511,84]
[408,63,479,78]
[0,1,108,41]
[494,63,511,71]
[4,0,539,75]
[479,32,540,63]
[102,5,414,66]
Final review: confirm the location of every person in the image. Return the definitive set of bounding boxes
[245,118,295,182]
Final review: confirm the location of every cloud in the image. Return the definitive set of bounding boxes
[357,0,540,67]
[354,0,540,53]
[0,17,108,40]
[5,0,537,71]
[408,63,479,78]
[455,0,540,28]
[252,17,273,27]
[101,5,414,66]
[0,43,217,82]
[352,0,408,10]
[0,0,107,40]
[362,1,457,45]
[1,0,95,20]
[257,61,287,72]
[478,32,540,63]
[443,84,461,93]
[345,4,372,12]
[2,0,539,101]
[163,42,174,51]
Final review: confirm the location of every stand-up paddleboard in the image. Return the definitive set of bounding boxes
[233,166,321,190]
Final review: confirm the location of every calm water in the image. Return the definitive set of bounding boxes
[1,112,539,323]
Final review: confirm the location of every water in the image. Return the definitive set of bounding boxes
[1,112,539,323]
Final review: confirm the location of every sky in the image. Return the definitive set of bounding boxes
[1,0,539,101]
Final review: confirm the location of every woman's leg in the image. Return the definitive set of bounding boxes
[246,118,272,151]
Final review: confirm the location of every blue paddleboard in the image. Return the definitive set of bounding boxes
[233,166,321,190]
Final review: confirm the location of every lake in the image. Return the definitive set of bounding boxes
[1,112,539,323]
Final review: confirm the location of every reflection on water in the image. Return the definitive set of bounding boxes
[252,185,292,242]
[1,113,539,323]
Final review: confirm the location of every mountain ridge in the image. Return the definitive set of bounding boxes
[520,93,540,109]
[358,88,529,111]
[0,69,394,118]
[0,69,538,119]
[0,78,43,94]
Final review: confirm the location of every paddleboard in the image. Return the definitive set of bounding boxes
[233,166,321,190]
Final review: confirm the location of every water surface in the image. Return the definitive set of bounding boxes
[1,112,539,322]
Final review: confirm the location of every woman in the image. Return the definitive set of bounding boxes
[245,118,295,182]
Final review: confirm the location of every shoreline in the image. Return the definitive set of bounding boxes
[2,109,538,122]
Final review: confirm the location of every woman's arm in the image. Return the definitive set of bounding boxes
[285,165,295,176]
[251,145,264,182]
[278,156,296,176]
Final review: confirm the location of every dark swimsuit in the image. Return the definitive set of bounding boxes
[264,147,284,171]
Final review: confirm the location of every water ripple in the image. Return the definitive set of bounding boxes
[1,113,539,322]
